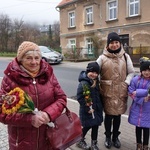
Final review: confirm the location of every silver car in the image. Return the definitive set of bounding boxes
[39,46,63,64]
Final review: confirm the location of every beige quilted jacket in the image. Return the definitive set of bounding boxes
[96,48,135,115]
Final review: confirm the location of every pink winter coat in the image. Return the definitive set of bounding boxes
[0,58,67,150]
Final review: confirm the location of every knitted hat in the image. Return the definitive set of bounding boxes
[17,41,41,62]
[86,62,100,74]
[107,32,121,46]
[139,57,150,72]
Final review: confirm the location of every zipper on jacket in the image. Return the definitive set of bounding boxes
[32,78,39,109]
[36,128,40,150]
[33,78,36,84]
[32,78,40,150]
[15,128,19,147]
[138,105,142,126]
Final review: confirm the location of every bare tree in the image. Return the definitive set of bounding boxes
[51,21,60,49]
[0,14,11,52]
[10,19,24,51]
[0,12,60,52]
[37,21,60,50]
[21,22,40,42]
[9,21,40,51]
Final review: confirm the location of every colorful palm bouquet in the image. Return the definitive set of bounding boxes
[1,87,35,115]
[82,84,95,119]
[1,87,54,127]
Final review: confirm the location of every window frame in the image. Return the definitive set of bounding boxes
[106,0,118,21]
[68,39,76,50]
[85,6,93,25]
[85,38,93,54]
[128,0,140,17]
[68,11,75,28]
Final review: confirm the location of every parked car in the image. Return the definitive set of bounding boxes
[39,46,63,64]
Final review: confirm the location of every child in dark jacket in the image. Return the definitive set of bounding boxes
[76,62,103,150]
[128,57,150,150]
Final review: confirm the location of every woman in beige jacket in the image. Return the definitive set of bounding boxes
[96,32,135,149]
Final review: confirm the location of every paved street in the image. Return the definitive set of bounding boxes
[0,123,8,150]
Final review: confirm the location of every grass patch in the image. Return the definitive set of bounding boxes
[0,52,16,57]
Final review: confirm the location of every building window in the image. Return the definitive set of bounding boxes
[86,38,93,54]
[85,6,93,24]
[68,39,76,49]
[68,11,75,27]
[107,0,117,20]
[128,0,140,16]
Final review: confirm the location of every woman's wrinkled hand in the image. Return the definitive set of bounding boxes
[31,111,50,128]
[40,111,50,124]
[31,113,46,128]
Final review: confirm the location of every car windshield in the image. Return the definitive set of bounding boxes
[39,46,53,53]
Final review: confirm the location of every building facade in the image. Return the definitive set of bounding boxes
[56,0,150,62]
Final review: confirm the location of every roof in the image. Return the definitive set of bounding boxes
[56,0,76,8]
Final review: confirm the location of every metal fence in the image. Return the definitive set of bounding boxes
[126,46,150,66]
[62,46,150,64]
[62,48,100,61]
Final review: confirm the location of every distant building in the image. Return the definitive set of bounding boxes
[39,25,49,36]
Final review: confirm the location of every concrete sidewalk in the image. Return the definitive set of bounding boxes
[68,99,136,150]
[0,98,137,150]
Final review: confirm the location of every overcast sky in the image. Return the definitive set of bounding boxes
[0,0,61,25]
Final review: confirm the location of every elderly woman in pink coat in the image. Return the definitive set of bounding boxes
[0,41,67,150]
